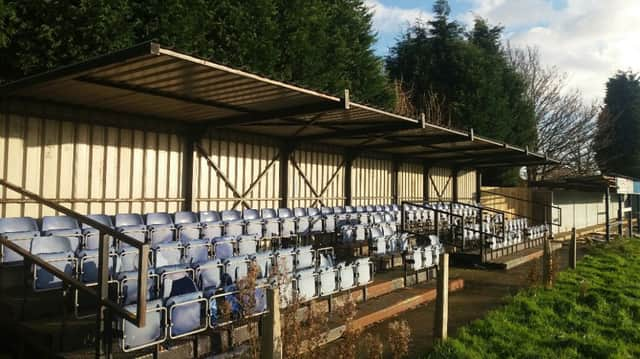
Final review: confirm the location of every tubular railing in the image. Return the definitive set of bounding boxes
[0,178,150,358]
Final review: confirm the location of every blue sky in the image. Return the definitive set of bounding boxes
[366,0,640,101]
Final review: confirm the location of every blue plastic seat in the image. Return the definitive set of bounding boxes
[119,299,166,352]
[295,245,315,270]
[275,248,295,274]
[355,258,372,285]
[152,241,183,268]
[156,265,194,301]
[199,211,224,240]
[173,211,201,242]
[337,262,355,290]
[260,208,280,238]
[251,252,272,280]
[355,206,370,224]
[195,259,223,297]
[307,207,324,233]
[237,235,258,256]
[221,210,245,237]
[164,276,207,339]
[242,209,263,239]
[320,207,336,233]
[344,206,357,224]
[0,217,40,264]
[293,208,310,235]
[333,206,349,229]
[277,208,296,239]
[318,266,337,296]
[212,236,235,260]
[81,214,114,250]
[224,256,249,284]
[114,214,147,249]
[182,238,210,265]
[145,212,175,245]
[295,268,317,301]
[370,227,387,255]
[77,248,119,284]
[41,216,82,252]
[30,235,76,291]
[117,269,159,305]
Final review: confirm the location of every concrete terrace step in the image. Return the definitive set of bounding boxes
[485,242,563,270]
[307,277,464,349]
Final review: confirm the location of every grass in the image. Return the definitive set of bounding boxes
[430,239,640,359]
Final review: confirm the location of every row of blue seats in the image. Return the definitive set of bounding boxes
[117,253,373,352]
[0,205,403,264]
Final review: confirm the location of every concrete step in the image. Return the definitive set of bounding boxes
[485,242,563,270]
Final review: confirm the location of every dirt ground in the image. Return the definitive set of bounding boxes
[330,243,588,358]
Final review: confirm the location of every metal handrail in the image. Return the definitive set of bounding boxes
[480,190,562,226]
[0,178,150,357]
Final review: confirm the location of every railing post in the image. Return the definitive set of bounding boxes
[261,287,282,359]
[400,202,406,233]
[618,194,623,238]
[434,253,449,342]
[636,194,640,234]
[605,187,611,242]
[95,231,111,359]
[627,195,632,237]
[479,208,485,262]
[570,227,577,269]
[542,235,553,288]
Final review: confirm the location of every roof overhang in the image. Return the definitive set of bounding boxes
[0,41,557,168]
[530,175,618,192]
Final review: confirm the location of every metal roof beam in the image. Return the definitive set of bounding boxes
[297,123,417,141]
[358,133,468,149]
[78,75,254,114]
[206,101,344,127]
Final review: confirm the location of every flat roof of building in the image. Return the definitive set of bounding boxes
[0,42,556,168]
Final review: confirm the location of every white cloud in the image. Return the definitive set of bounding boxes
[468,0,640,101]
[365,0,430,36]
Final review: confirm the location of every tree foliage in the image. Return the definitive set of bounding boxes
[594,71,640,177]
[386,1,536,185]
[0,0,391,107]
[508,46,599,180]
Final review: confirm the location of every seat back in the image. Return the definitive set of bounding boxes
[174,211,198,225]
[31,235,72,255]
[221,210,241,222]
[296,245,315,269]
[41,216,79,232]
[0,216,39,234]
[80,214,113,230]
[120,299,166,352]
[261,208,277,219]
[225,257,249,283]
[237,235,258,256]
[145,213,173,226]
[307,207,320,216]
[277,208,293,218]
[199,211,221,223]
[320,207,334,215]
[0,217,40,264]
[243,209,260,221]
[293,207,307,217]
[252,252,272,279]
[115,213,144,227]
[296,268,317,301]
[213,237,235,260]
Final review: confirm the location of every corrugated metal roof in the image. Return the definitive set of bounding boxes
[0,41,556,168]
